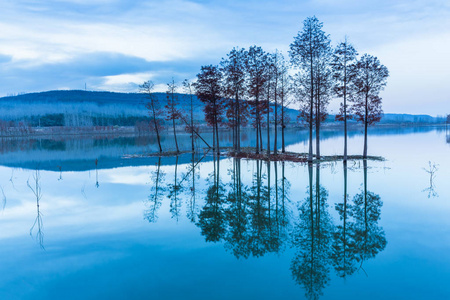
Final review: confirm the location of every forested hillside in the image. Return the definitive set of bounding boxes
[0,90,300,128]
[0,90,443,129]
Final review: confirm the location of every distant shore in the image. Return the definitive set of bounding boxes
[0,123,447,139]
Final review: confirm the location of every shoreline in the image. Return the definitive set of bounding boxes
[0,123,446,139]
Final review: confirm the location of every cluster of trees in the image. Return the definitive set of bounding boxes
[141,79,210,154]
[145,156,386,299]
[193,47,292,156]
[141,16,389,160]
[141,48,292,156]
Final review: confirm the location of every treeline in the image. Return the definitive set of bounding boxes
[142,16,389,160]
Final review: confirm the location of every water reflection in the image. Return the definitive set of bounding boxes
[197,156,227,242]
[291,164,333,299]
[146,156,386,298]
[144,157,166,223]
[27,169,45,250]
[351,160,386,273]
[181,151,206,222]
[332,162,357,278]
[446,125,450,143]
[422,161,439,198]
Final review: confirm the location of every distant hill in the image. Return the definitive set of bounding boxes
[0,90,206,127]
[0,90,444,127]
[0,90,299,127]
[380,113,442,124]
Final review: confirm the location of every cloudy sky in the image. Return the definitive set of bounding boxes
[0,0,449,115]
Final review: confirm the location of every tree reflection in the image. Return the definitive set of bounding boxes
[186,152,200,222]
[168,156,182,221]
[28,169,44,249]
[246,160,272,257]
[144,157,166,223]
[143,156,387,298]
[351,160,386,272]
[224,157,251,258]
[0,185,6,210]
[195,159,290,259]
[197,155,227,242]
[272,161,290,252]
[291,164,333,300]
[179,151,208,223]
[331,162,357,278]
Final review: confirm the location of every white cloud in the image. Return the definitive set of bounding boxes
[0,0,449,114]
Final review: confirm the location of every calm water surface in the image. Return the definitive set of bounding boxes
[0,126,449,299]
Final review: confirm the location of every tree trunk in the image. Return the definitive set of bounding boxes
[308,29,314,163]
[315,73,321,160]
[173,117,179,153]
[274,78,278,155]
[256,96,260,154]
[152,100,162,153]
[212,123,216,153]
[315,95,320,160]
[343,50,348,162]
[190,94,194,152]
[259,121,263,152]
[237,98,241,153]
[281,96,285,153]
[267,83,270,156]
[363,93,368,158]
[215,117,220,156]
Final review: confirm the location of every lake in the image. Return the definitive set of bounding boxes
[0,126,449,299]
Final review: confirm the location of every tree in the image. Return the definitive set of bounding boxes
[140,80,163,153]
[271,50,288,155]
[182,79,196,152]
[221,47,249,153]
[313,51,332,159]
[332,38,358,162]
[246,46,268,154]
[165,78,182,153]
[351,54,389,158]
[277,55,292,154]
[290,16,331,162]
[194,65,225,155]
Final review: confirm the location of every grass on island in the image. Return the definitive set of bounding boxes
[123,147,384,163]
[226,147,384,163]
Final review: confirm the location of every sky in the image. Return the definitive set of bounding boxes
[0,0,449,115]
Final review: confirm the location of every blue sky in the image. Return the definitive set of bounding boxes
[0,0,449,115]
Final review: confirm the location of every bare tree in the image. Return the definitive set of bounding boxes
[332,38,358,162]
[166,78,182,153]
[290,16,331,162]
[140,80,163,153]
[221,47,248,153]
[246,46,268,154]
[194,65,225,155]
[182,79,196,152]
[277,55,292,154]
[351,54,389,158]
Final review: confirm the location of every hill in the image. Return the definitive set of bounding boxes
[0,90,444,128]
